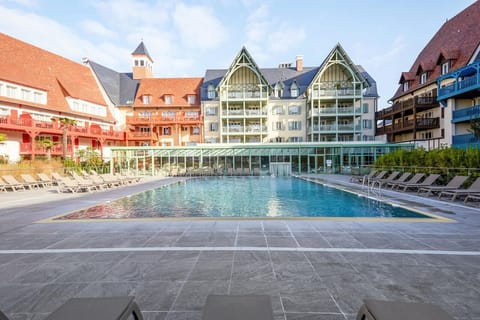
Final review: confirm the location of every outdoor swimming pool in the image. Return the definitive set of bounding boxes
[57,177,433,220]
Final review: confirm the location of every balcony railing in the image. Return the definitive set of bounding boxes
[127,132,158,140]
[437,61,480,101]
[378,117,440,135]
[375,95,438,119]
[126,112,202,124]
[221,110,267,117]
[0,113,123,140]
[452,133,480,148]
[19,143,73,155]
[452,105,480,123]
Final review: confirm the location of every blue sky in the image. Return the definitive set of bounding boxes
[0,0,476,107]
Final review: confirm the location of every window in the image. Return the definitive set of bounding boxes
[33,92,43,103]
[421,131,433,139]
[288,137,303,142]
[363,119,372,129]
[139,127,150,133]
[288,106,301,115]
[210,122,218,132]
[205,107,217,116]
[403,81,409,92]
[6,85,17,98]
[134,60,139,66]
[273,121,284,131]
[420,72,428,84]
[288,121,301,131]
[188,95,196,104]
[362,103,369,113]
[164,95,172,104]
[142,95,151,104]
[140,60,145,66]
[192,127,200,135]
[274,83,283,97]
[139,111,151,117]
[272,106,284,115]
[207,84,216,99]
[290,83,298,97]
[441,62,449,75]
[162,111,175,118]
[21,89,31,101]
[163,127,171,135]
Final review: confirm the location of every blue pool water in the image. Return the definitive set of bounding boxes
[58,177,431,219]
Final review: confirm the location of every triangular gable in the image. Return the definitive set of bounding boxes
[399,72,416,84]
[217,46,270,90]
[307,43,369,91]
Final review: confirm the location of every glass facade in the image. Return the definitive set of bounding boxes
[110,143,413,176]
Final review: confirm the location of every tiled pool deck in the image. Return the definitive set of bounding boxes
[0,175,479,320]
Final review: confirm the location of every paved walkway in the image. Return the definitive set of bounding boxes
[0,175,479,320]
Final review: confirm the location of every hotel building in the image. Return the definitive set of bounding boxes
[201,44,378,144]
[375,0,480,150]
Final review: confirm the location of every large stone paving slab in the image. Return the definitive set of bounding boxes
[0,175,479,320]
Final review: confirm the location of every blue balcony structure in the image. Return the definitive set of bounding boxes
[437,61,480,104]
[438,61,480,149]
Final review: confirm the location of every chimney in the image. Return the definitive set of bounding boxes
[296,55,303,72]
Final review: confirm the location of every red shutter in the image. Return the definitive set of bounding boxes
[74,138,79,146]
[22,134,30,143]
[52,136,59,142]
[92,140,96,148]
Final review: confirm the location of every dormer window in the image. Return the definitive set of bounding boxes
[188,95,196,104]
[420,73,428,85]
[142,95,151,104]
[290,82,298,97]
[207,84,216,99]
[165,95,172,104]
[403,81,409,92]
[441,61,450,75]
[274,83,283,98]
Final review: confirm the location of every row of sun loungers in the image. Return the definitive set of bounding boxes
[351,169,480,206]
[0,171,141,193]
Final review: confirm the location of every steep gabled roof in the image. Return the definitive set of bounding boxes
[133,77,203,107]
[217,46,271,90]
[358,66,379,98]
[131,41,153,62]
[0,32,114,122]
[89,61,139,106]
[392,1,480,100]
[308,43,369,91]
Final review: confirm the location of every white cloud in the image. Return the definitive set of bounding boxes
[81,19,115,38]
[245,4,306,62]
[0,5,126,70]
[173,3,228,50]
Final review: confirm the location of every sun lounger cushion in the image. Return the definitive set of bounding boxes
[202,295,273,320]
[356,299,454,320]
[44,296,143,320]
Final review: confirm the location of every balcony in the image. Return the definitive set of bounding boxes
[126,112,202,125]
[220,84,269,101]
[0,112,124,140]
[452,133,480,149]
[375,96,438,119]
[437,61,480,101]
[392,117,440,133]
[311,87,361,98]
[127,132,158,140]
[221,109,267,117]
[452,105,480,123]
[20,143,73,155]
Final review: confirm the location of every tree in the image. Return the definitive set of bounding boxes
[54,117,77,160]
[37,138,55,161]
[0,133,6,142]
[468,118,480,140]
[78,147,104,172]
